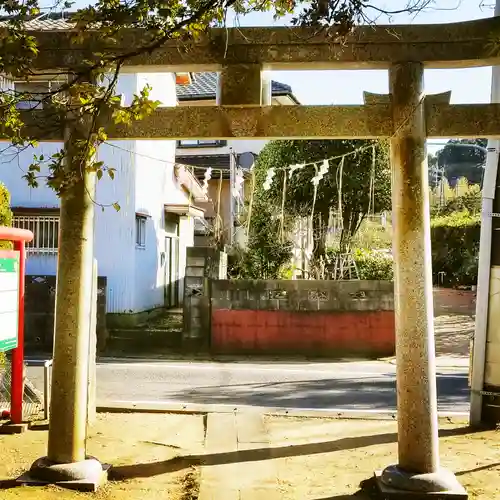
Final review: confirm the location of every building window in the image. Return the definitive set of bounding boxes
[13,214,59,254]
[14,80,64,110]
[177,140,227,148]
[135,215,147,247]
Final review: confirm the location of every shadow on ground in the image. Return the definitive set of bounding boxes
[434,314,474,357]
[109,427,474,482]
[456,462,500,476]
[160,374,470,411]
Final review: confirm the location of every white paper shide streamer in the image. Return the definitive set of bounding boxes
[232,168,245,198]
[263,168,276,191]
[202,167,212,195]
[311,159,329,186]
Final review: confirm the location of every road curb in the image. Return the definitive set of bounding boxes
[96,401,469,423]
[383,358,470,370]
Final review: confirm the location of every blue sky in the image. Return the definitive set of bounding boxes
[232,1,494,105]
[228,0,496,152]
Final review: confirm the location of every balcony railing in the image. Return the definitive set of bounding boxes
[13,215,59,254]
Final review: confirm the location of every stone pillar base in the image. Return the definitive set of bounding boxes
[16,456,110,492]
[374,465,467,499]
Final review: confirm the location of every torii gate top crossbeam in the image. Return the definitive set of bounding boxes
[26,16,500,71]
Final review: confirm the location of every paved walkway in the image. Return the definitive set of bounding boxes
[199,412,281,499]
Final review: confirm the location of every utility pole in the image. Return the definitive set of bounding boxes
[469,0,500,427]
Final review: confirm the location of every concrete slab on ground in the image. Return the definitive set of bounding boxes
[199,412,280,500]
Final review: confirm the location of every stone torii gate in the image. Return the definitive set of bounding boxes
[20,15,500,496]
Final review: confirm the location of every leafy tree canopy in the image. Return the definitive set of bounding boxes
[437,138,487,186]
[253,139,391,254]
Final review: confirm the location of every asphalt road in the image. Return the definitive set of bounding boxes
[25,359,470,414]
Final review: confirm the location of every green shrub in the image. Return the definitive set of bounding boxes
[431,211,480,287]
[228,202,293,280]
[351,219,392,250]
[327,210,479,287]
[431,188,481,218]
[227,242,292,280]
[0,182,12,251]
[352,248,394,281]
[0,183,12,365]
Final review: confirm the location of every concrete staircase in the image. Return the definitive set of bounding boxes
[105,308,184,356]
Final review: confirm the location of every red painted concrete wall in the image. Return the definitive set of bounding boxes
[211,309,395,357]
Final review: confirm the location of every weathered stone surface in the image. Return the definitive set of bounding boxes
[183,248,227,345]
[21,456,108,492]
[218,64,264,105]
[389,62,439,474]
[28,17,500,71]
[108,104,394,140]
[30,457,104,482]
[426,103,500,138]
[9,102,500,142]
[380,465,466,493]
[210,279,394,312]
[376,466,467,499]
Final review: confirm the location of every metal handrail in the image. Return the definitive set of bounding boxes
[25,358,53,420]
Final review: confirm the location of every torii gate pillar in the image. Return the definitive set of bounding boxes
[376,63,466,498]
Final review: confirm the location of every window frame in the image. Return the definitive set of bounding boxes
[176,139,227,149]
[135,215,147,248]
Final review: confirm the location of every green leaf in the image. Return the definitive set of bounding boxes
[112,202,121,212]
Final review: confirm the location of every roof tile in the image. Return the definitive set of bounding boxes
[177,72,293,100]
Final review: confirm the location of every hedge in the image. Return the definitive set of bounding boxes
[353,248,394,281]
[349,210,479,287]
[0,182,12,250]
[430,211,480,287]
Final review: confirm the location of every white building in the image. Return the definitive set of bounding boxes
[0,71,206,322]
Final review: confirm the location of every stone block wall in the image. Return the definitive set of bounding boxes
[24,275,107,353]
[210,279,395,358]
[183,247,227,347]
